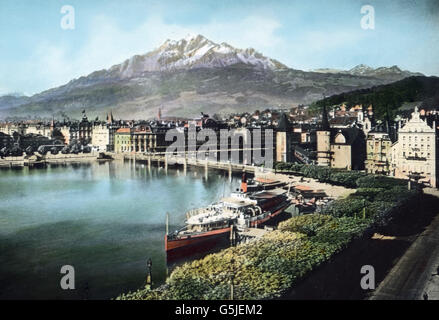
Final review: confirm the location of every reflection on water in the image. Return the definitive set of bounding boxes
[0,160,239,299]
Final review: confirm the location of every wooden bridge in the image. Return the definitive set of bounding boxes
[122,150,273,175]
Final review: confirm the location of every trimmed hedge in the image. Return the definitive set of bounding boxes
[274,162,409,189]
[118,216,372,300]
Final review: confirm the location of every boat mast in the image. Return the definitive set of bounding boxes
[166,212,169,235]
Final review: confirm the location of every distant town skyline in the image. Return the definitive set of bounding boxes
[1,0,439,96]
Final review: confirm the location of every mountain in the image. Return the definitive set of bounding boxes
[312,76,439,120]
[0,35,423,119]
[113,34,288,76]
[0,94,30,111]
[312,64,423,81]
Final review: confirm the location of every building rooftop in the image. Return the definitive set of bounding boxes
[116,128,131,133]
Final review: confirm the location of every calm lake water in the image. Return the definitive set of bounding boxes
[0,160,239,299]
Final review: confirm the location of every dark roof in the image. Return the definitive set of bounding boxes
[330,127,364,145]
[369,121,398,142]
[369,122,388,134]
[277,113,292,131]
[329,116,356,126]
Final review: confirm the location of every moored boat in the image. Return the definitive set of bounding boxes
[165,173,292,255]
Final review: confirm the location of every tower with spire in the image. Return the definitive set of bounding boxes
[106,110,114,125]
[316,101,331,166]
[362,104,375,137]
[50,116,55,131]
[275,113,293,162]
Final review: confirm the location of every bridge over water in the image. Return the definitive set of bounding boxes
[123,151,265,175]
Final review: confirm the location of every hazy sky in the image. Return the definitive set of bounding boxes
[1,0,438,95]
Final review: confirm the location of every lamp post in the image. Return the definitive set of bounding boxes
[363,198,366,219]
[230,255,235,300]
[229,246,238,300]
[146,258,152,288]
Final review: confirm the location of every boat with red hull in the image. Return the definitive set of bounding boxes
[165,173,292,256]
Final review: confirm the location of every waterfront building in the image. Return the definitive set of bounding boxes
[131,127,150,153]
[79,111,92,144]
[114,128,131,153]
[391,106,438,187]
[25,124,52,138]
[114,124,179,154]
[92,123,111,152]
[131,125,173,153]
[88,111,119,152]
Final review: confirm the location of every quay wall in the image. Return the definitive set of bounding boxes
[0,152,99,168]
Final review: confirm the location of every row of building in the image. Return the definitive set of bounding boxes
[0,110,270,157]
[2,104,439,188]
[313,105,439,187]
[0,111,169,154]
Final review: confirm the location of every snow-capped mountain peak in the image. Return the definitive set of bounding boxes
[348,64,375,75]
[113,34,287,78]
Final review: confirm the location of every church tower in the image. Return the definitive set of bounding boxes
[107,110,114,125]
[317,103,331,166]
[275,113,293,162]
[362,105,375,137]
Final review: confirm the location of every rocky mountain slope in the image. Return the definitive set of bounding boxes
[313,75,439,120]
[312,64,423,81]
[0,35,423,120]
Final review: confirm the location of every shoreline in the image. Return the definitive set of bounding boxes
[0,155,355,200]
[0,152,100,168]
